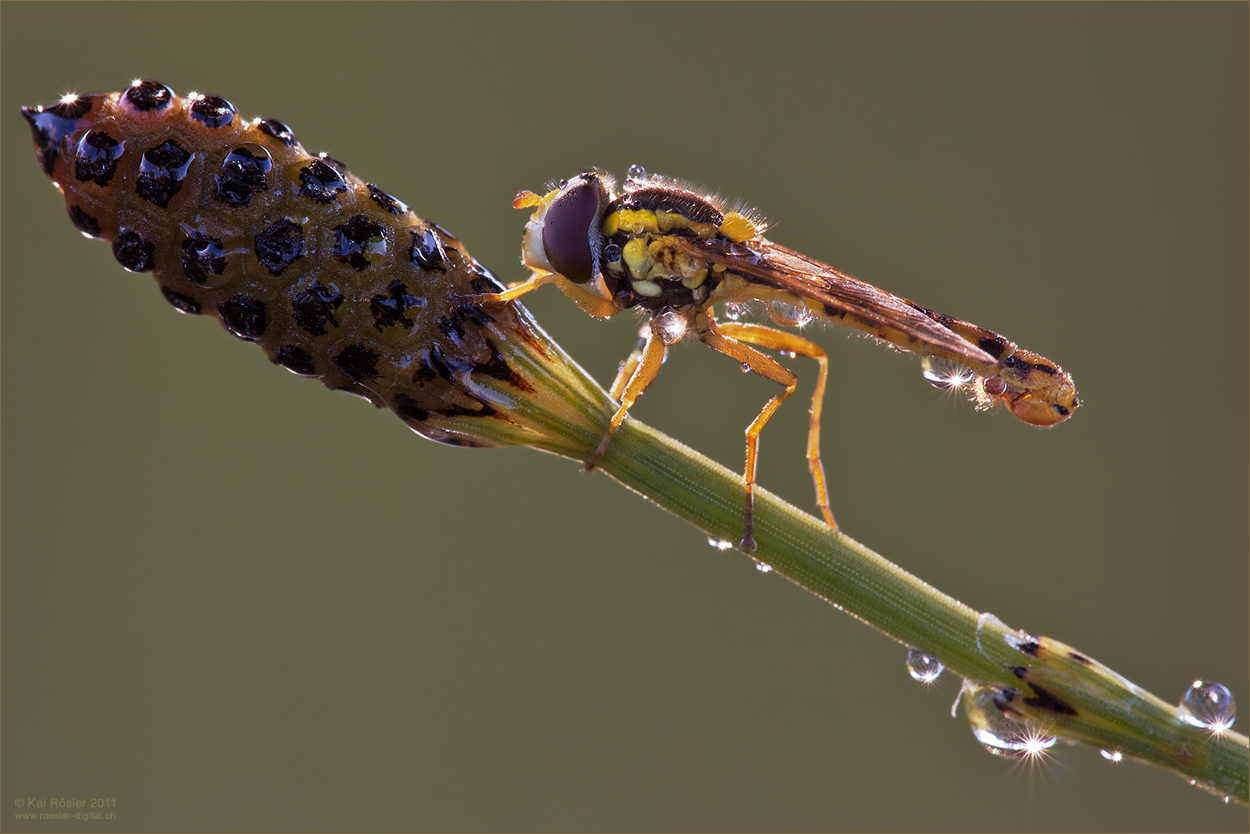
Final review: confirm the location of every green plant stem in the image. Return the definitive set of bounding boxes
[591,417,1250,804]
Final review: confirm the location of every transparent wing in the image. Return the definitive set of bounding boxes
[676,237,1002,371]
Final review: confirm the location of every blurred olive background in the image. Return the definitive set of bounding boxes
[3,3,1246,831]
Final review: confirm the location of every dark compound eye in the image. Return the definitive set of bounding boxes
[136,139,194,208]
[188,94,236,128]
[122,80,175,113]
[541,173,607,284]
[215,144,271,207]
[73,129,125,187]
[257,118,297,146]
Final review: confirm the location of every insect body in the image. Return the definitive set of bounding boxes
[478,168,1079,550]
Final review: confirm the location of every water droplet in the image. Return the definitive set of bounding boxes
[655,311,687,345]
[962,683,1056,760]
[706,538,735,550]
[1179,680,1236,732]
[768,300,813,328]
[755,563,773,573]
[722,301,750,321]
[1099,748,1123,763]
[906,648,944,683]
[626,164,648,182]
[740,362,752,373]
[920,356,976,391]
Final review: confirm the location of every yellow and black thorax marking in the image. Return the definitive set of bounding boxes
[598,183,760,314]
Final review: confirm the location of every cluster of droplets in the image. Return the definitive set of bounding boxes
[960,682,1057,761]
[1178,680,1237,734]
[905,648,944,684]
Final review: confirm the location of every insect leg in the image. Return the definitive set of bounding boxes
[697,321,802,552]
[584,318,668,472]
[717,322,838,534]
[469,271,560,304]
[472,273,621,318]
[607,325,650,401]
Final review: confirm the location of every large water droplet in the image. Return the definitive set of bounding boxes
[962,683,1056,760]
[722,301,750,321]
[906,648,944,683]
[655,310,687,345]
[920,356,976,391]
[1179,680,1236,732]
[626,164,648,182]
[767,300,813,328]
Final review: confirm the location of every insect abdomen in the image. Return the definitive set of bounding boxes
[23,80,516,447]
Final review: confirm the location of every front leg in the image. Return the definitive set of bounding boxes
[471,272,621,320]
[584,317,669,472]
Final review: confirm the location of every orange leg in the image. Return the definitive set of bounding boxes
[606,324,650,401]
[584,318,668,471]
[699,320,837,551]
[471,272,621,319]
[468,271,559,304]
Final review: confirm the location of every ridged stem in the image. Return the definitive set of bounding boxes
[585,415,1250,804]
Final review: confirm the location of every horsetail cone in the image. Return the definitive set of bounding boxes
[22,80,612,457]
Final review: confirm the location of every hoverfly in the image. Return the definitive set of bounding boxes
[475,166,1078,550]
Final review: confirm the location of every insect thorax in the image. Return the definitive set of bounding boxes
[598,186,729,313]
